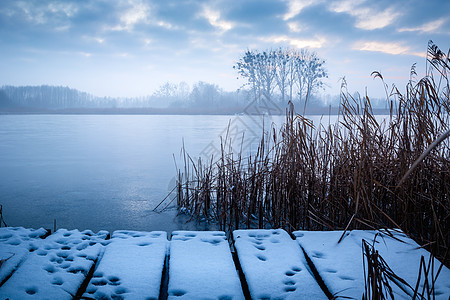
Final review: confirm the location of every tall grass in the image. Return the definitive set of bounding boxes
[175,41,449,264]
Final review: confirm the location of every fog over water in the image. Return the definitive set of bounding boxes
[1,114,292,232]
[1,113,397,232]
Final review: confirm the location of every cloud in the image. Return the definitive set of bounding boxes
[354,41,425,57]
[330,0,400,30]
[287,21,302,32]
[143,38,152,46]
[3,1,78,28]
[156,20,179,30]
[398,18,448,34]
[83,36,105,44]
[261,35,326,48]
[0,0,446,98]
[47,2,78,18]
[109,0,151,31]
[356,9,399,30]
[199,5,234,32]
[282,0,318,20]
[78,52,92,57]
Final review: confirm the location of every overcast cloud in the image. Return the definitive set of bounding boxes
[0,0,449,98]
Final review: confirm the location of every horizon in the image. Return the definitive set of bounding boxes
[0,0,449,99]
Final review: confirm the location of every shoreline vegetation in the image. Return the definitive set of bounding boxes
[0,106,392,115]
[174,41,450,271]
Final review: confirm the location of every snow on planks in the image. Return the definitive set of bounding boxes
[83,230,168,300]
[0,227,48,286]
[233,229,327,299]
[168,231,244,300]
[0,229,108,299]
[1,227,449,299]
[294,229,450,299]
[293,230,366,299]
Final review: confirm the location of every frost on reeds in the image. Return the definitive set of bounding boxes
[175,41,449,264]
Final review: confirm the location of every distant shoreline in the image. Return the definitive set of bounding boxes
[0,107,392,116]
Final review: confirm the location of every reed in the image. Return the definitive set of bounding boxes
[0,205,7,227]
[362,235,446,299]
[175,41,449,265]
[362,238,398,300]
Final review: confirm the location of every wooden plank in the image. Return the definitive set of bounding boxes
[0,229,108,299]
[294,229,450,299]
[233,229,327,299]
[2,228,447,299]
[168,231,245,300]
[82,230,168,300]
[0,227,48,286]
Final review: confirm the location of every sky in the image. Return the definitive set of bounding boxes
[0,0,449,99]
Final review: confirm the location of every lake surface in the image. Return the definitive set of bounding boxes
[0,114,291,233]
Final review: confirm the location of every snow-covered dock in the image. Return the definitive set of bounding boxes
[83,230,167,300]
[0,227,449,300]
[233,229,326,299]
[168,231,244,299]
[0,228,108,299]
[294,229,450,299]
[0,227,49,287]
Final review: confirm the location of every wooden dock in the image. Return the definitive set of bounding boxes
[0,227,449,299]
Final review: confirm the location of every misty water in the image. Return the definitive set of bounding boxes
[1,114,295,233]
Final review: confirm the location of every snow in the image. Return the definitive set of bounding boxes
[168,231,244,300]
[233,229,327,299]
[294,229,450,299]
[0,228,108,299]
[83,230,168,300]
[0,227,48,285]
[1,227,448,299]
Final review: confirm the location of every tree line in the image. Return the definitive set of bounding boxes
[0,82,246,110]
[0,47,334,113]
[0,85,116,109]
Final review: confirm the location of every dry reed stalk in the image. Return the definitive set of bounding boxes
[174,41,449,265]
[0,205,7,227]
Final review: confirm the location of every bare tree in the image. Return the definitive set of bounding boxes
[300,50,327,104]
[235,48,327,105]
[153,82,178,98]
[234,49,277,102]
[190,81,221,107]
[274,48,290,103]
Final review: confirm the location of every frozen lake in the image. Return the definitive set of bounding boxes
[0,114,292,232]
